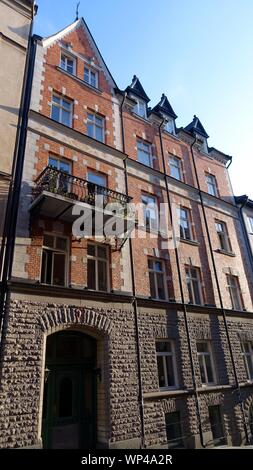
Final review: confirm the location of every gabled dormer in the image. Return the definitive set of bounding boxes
[125,75,150,119]
[184,115,209,153]
[152,94,177,135]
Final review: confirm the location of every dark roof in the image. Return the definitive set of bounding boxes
[208,146,232,161]
[125,75,150,102]
[235,195,253,209]
[184,115,209,139]
[152,94,177,119]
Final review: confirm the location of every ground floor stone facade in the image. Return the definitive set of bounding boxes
[0,288,253,449]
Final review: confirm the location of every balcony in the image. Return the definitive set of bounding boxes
[30,166,133,237]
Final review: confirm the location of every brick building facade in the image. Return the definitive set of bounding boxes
[0,17,253,449]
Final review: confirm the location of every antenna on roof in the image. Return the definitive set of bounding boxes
[75,1,80,21]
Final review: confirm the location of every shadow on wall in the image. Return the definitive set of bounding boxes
[8,24,30,41]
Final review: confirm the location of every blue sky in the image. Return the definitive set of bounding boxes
[34,0,253,198]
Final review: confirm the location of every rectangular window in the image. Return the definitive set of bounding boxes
[164,118,175,135]
[87,243,109,291]
[165,412,184,448]
[156,341,177,389]
[248,217,253,234]
[148,258,167,300]
[141,194,158,230]
[215,220,231,252]
[169,155,183,181]
[241,342,253,380]
[48,156,71,193]
[226,274,243,310]
[137,139,152,167]
[87,112,105,142]
[178,207,193,240]
[51,94,72,127]
[133,98,147,119]
[84,67,98,88]
[60,53,75,75]
[206,174,218,196]
[185,266,203,305]
[208,406,225,446]
[87,170,107,187]
[41,234,68,286]
[197,341,216,385]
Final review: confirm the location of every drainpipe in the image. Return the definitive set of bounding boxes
[189,138,250,445]
[0,2,37,347]
[158,121,206,448]
[237,196,253,274]
[119,92,146,448]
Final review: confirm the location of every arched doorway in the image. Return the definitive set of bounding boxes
[42,330,97,449]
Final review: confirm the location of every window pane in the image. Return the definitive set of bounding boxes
[56,237,67,250]
[165,412,183,446]
[87,244,95,256]
[97,246,107,259]
[91,72,96,87]
[98,260,107,291]
[192,279,201,304]
[205,354,214,383]
[52,95,60,104]
[84,68,89,82]
[44,234,54,248]
[157,356,166,387]
[53,253,66,286]
[197,342,208,353]
[198,355,206,383]
[149,271,156,298]
[209,406,224,442]
[62,109,71,127]
[156,342,172,353]
[246,355,253,379]
[95,126,104,142]
[87,258,96,290]
[166,355,175,386]
[87,122,94,138]
[51,104,60,122]
[49,157,59,169]
[157,272,166,300]
[60,161,71,173]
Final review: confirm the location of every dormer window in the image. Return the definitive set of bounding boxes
[84,67,98,88]
[60,53,76,75]
[164,118,175,135]
[133,98,147,119]
[196,135,208,153]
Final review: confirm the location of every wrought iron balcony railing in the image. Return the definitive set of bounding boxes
[34,166,132,210]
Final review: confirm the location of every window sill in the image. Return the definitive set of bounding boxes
[57,67,102,94]
[215,249,236,257]
[131,111,150,123]
[179,238,199,246]
[144,389,192,399]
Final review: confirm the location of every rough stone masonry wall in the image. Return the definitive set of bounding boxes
[0,299,140,448]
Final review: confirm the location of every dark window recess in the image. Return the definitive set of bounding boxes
[208,405,226,446]
[165,411,184,448]
[58,377,73,418]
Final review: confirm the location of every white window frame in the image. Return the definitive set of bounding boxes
[178,207,193,240]
[51,93,73,127]
[87,112,105,142]
[156,340,178,390]
[241,342,253,381]
[206,173,218,197]
[197,341,216,386]
[215,220,231,252]
[40,233,69,287]
[169,155,183,181]
[248,216,253,234]
[141,193,158,230]
[137,139,152,167]
[185,266,203,305]
[60,52,76,75]
[84,66,98,88]
[226,274,243,310]
[164,118,175,135]
[87,242,110,292]
[148,258,168,300]
[133,98,147,119]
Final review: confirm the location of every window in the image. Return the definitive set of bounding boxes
[87,112,105,142]
[41,234,68,286]
[87,170,107,187]
[165,412,184,448]
[226,274,243,310]
[197,341,216,385]
[178,207,193,240]
[87,243,109,291]
[148,259,167,300]
[196,136,208,153]
[137,139,152,167]
[84,67,98,88]
[185,266,203,305]
[133,98,147,119]
[60,53,75,75]
[51,94,72,127]
[164,118,175,135]
[215,221,231,252]
[208,406,225,446]
[141,194,158,230]
[248,216,253,234]
[241,342,253,381]
[206,174,218,197]
[48,156,71,192]
[156,341,177,389]
[169,155,183,181]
